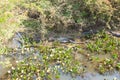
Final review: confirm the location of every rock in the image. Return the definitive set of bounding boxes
[109,31,120,37]
[56,37,74,43]
[48,37,75,43]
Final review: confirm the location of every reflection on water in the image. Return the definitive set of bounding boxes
[59,71,120,80]
[0,55,12,78]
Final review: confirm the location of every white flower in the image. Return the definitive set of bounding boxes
[12,67,15,70]
[8,70,11,73]
[21,70,24,73]
[16,60,19,63]
[20,75,23,77]
[47,68,51,73]
[50,54,54,57]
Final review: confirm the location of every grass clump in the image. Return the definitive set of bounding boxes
[0,0,25,46]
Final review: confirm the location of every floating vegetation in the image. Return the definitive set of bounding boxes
[6,46,82,80]
[0,30,120,80]
[87,31,120,53]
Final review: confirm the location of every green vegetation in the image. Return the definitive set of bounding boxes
[4,31,120,79]
[8,46,81,80]
[0,0,120,44]
[0,0,120,80]
[87,31,120,53]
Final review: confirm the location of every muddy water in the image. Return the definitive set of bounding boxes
[1,32,120,80]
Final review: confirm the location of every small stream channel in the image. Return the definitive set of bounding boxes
[0,32,120,80]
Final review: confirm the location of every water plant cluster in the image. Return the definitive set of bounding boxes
[87,31,120,53]
[86,31,120,73]
[7,46,82,80]
[1,31,119,80]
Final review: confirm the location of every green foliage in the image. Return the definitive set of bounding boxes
[0,46,8,54]
[8,46,81,80]
[97,58,115,73]
[116,63,120,69]
[22,20,41,28]
[1,0,120,45]
[87,31,120,53]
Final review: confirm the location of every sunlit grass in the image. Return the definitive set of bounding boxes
[0,0,26,45]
